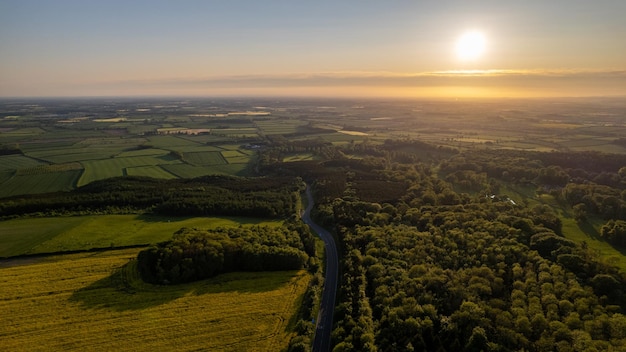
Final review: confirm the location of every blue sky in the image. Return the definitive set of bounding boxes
[1,0,625,97]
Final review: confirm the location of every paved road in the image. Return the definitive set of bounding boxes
[302,186,338,352]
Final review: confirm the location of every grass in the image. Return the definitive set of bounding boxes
[0,248,309,351]
[146,135,203,149]
[78,155,181,186]
[0,215,282,257]
[125,165,178,179]
[256,119,307,135]
[183,151,227,165]
[116,148,170,158]
[283,153,317,162]
[0,154,46,171]
[561,217,626,273]
[160,164,221,178]
[27,151,115,163]
[221,150,253,164]
[496,186,626,273]
[0,170,82,198]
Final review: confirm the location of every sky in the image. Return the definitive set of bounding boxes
[1,0,625,98]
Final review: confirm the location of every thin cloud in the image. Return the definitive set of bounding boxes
[12,69,625,97]
[98,69,626,88]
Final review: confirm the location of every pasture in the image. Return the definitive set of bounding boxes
[160,164,222,178]
[256,119,307,135]
[183,151,227,166]
[0,170,82,198]
[0,249,308,351]
[125,165,178,179]
[0,215,282,257]
[78,155,181,186]
[0,154,45,171]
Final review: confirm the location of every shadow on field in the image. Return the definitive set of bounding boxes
[134,214,193,223]
[579,220,601,240]
[69,261,297,311]
[578,220,626,256]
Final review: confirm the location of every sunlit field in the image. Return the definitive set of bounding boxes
[0,215,281,258]
[0,249,309,351]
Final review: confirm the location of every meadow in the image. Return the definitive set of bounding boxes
[0,248,309,351]
[0,215,282,258]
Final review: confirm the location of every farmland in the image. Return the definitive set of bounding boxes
[2,97,625,197]
[2,97,626,351]
[0,215,282,258]
[0,248,309,351]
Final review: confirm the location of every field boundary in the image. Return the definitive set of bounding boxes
[0,243,149,262]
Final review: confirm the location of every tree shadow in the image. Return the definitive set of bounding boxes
[134,213,273,226]
[578,220,626,256]
[134,213,193,223]
[69,260,300,311]
[579,220,601,240]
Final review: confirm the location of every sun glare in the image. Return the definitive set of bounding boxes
[456,30,486,61]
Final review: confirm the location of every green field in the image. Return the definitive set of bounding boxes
[528,193,626,273]
[0,154,46,171]
[0,170,82,198]
[125,165,178,179]
[28,151,112,163]
[183,151,227,165]
[78,155,181,186]
[146,135,204,149]
[561,217,626,273]
[221,150,253,164]
[256,119,307,135]
[0,249,308,351]
[115,148,170,158]
[160,164,226,178]
[0,215,282,257]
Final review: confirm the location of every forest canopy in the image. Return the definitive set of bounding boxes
[137,222,316,285]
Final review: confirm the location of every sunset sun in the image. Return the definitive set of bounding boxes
[456,30,487,61]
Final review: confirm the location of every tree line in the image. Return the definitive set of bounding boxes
[137,222,316,285]
[0,175,304,219]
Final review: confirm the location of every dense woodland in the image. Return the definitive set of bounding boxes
[137,222,316,284]
[273,138,626,351]
[0,175,304,219]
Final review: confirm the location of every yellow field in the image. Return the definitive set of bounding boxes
[0,248,310,351]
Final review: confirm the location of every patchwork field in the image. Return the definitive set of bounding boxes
[0,154,45,171]
[256,119,307,135]
[0,170,82,198]
[183,151,227,166]
[160,163,223,178]
[78,155,181,186]
[0,249,309,351]
[0,215,281,258]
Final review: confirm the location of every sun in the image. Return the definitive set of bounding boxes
[456,30,486,61]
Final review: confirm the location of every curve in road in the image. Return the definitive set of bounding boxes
[302,185,338,352]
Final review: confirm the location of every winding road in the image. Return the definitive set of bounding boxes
[301,186,338,352]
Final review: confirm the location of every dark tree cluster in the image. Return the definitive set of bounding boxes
[0,175,303,219]
[137,223,313,285]
[562,183,626,221]
[601,220,626,248]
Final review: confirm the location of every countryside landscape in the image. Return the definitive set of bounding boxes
[1,96,626,351]
[2,0,626,351]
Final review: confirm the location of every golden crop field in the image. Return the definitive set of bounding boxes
[0,248,310,351]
